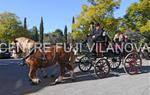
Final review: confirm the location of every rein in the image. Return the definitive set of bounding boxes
[21,48,35,61]
[21,46,57,65]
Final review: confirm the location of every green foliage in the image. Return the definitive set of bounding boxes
[72,0,121,41]
[51,29,64,43]
[140,20,150,33]
[72,16,75,24]
[71,31,86,42]
[30,26,39,41]
[124,0,150,31]
[23,17,27,32]
[0,12,24,42]
[72,16,75,33]
[23,17,28,37]
[39,17,44,43]
[124,0,150,42]
[64,25,68,43]
[53,29,63,37]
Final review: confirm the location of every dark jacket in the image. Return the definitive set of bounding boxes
[89,28,103,42]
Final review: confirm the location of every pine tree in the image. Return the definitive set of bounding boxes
[64,25,68,43]
[39,17,44,44]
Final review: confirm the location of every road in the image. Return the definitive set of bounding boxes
[0,59,149,95]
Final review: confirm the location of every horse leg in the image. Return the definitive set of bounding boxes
[41,68,48,78]
[28,65,41,85]
[68,52,76,80]
[66,64,75,80]
[54,63,65,84]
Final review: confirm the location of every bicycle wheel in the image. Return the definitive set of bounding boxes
[123,52,142,75]
[78,55,93,72]
[94,58,110,78]
[107,56,121,70]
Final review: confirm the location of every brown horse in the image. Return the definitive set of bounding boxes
[12,37,75,85]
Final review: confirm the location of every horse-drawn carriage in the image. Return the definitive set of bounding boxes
[77,39,142,78]
[11,37,142,85]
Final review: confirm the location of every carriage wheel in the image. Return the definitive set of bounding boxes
[123,52,142,75]
[78,55,93,72]
[107,56,121,70]
[94,58,110,78]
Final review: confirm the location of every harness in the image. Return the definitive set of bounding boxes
[20,46,57,66]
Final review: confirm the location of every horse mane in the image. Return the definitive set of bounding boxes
[15,37,36,43]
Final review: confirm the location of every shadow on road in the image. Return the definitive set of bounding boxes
[0,62,150,95]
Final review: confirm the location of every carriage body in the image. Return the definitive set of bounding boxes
[78,40,143,78]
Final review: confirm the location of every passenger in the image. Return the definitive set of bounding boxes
[113,31,126,54]
[118,32,125,42]
[113,33,119,43]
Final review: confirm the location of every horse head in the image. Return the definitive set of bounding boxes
[11,39,23,58]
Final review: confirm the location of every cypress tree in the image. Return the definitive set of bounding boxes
[32,26,39,41]
[72,16,75,24]
[24,17,27,36]
[72,16,75,33]
[39,17,44,45]
[64,25,68,43]
[71,16,75,43]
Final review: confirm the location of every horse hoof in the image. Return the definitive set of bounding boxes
[31,82,39,85]
[28,79,32,81]
[50,81,62,86]
[50,75,55,78]
[43,75,48,79]
[71,78,76,82]
[31,78,41,85]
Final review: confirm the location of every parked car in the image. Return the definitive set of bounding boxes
[0,48,11,59]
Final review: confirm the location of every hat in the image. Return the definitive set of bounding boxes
[90,22,94,25]
[95,23,100,27]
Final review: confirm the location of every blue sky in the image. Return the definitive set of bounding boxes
[0,0,139,32]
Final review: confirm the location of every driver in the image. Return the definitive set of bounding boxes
[89,23,104,57]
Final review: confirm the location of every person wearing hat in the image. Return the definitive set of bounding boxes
[89,23,103,42]
[88,23,105,57]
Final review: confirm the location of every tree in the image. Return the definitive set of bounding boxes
[51,29,64,43]
[23,17,28,37]
[124,0,150,42]
[31,26,39,41]
[64,25,68,43]
[0,12,24,42]
[72,16,75,24]
[72,16,75,33]
[39,17,44,44]
[124,0,150,31]
[72,0,121,41]
[34,26,39,42]
[23,17,27,33]
[53,29,63,37]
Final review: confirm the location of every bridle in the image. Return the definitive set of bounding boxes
[21,46,57,65]
[13,40,58,66]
